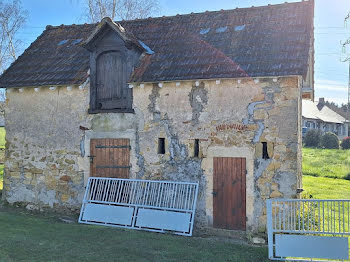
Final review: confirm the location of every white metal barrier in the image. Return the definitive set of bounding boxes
[267,199,350,261]
[79,177,199,236]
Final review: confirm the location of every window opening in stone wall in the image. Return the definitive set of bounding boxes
[158,138,165,154]
[194,139,200,157]
[262,142,269,159]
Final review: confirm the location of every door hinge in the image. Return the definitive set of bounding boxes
[96,165,131,169]
[88,155,95,163]
[95,145,131,149]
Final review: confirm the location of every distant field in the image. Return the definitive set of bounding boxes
[303,147,350,180]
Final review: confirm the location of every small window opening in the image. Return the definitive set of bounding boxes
[194,139,200,157]
[262,142,269,159]
[158,138,165,154]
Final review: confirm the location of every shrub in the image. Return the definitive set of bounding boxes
[345,173,350,181]
[320,132,339,149]
[341,137,350,149]
[304,129,321,147]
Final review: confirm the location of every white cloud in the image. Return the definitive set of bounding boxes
[314,79,348,105]
[315,79,347,90]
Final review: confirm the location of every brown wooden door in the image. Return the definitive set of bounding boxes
[90,138,130,178]
[213,157,246,230]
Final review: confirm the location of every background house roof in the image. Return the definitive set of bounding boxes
[0,1,313,88]
[302,100,347,124]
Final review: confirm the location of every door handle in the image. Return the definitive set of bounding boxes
[212,191,218,197]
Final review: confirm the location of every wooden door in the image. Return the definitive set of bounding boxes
[213,157,246,230]
[90,138,130,178]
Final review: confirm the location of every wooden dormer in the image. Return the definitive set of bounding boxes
[84,17,144,113]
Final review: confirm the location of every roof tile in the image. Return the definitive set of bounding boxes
[0,1,313,87]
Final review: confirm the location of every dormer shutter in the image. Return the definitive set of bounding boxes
[96,51,131,110]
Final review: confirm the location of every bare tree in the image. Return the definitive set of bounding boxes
[0,0,27,72]
[84,0,160,22]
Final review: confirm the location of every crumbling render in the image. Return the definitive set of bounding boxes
[188,82,208,125]
[147,83,161,121]
[135,127,146,178]
[244,101,266,144]
[252,158,272,229]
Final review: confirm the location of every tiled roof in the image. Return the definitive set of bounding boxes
[302,100,347,124]
[0,1,314,88]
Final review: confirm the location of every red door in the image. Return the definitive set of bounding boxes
[213,157,246,230]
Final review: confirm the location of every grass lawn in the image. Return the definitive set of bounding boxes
[302,176,350,239]
[302,148,350,234]
[302,147,350,180]
[303,175,350,200]
[0,208,269,262]
[302,147,350,199]
[0,127,5,149]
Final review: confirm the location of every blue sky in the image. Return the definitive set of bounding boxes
[18,0,350,105]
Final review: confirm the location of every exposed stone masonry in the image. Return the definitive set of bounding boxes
[3,76,302,234]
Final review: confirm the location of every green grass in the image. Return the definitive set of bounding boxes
[302,147,350,180]
[302,176,350,238]
[302,148,350,236]
[0,208,269,262]
[0,127,5,149]
[303,175,350,199]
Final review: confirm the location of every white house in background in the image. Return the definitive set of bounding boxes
[302,98,349,139]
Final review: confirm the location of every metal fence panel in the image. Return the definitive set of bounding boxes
[79,177,199,236]
[135,208,192,232]
[267,199,350,261]
[275,234,348,260]
[83,203,134,225]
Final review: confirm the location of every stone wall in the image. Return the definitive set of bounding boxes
[132,77,302,232]
[3,76,302,233]
[3,86,91,211]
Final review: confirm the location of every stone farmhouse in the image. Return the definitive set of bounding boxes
[0,1,314,234]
